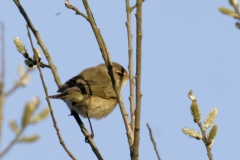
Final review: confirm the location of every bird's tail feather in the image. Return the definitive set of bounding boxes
[49,93,66,99]
[49,92,73,99]
[49,92,84,103]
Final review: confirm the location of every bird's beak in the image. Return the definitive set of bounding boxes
[125,74,130,80]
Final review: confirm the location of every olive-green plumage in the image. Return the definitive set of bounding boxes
[49,62,129,119]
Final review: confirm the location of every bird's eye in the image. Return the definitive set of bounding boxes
[116,71,122,76]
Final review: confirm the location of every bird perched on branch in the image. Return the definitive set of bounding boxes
[49,62,129,138]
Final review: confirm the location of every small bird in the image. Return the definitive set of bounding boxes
[49,62,129,138]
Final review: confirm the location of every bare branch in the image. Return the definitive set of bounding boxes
[0,22,5,83]
[130,4,137,12]
[65,0,89,20]
[0,91,3,151]
[125,0,135,139]
[0,22,5,151]
[0,127,24,158]
[147,123,161,160]
[132,0,143,159]
[197,122,213,160]
[4,68,33,97]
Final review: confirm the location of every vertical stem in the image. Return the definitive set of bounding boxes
[132,0,143,159]
[0,22,5,150]
[82,0,109,63]
[0,128,24,159]
[125,0,135,135]
[147,123,161,160]
[0,23,5,82]
[0,95,4,151]
[198,122,213,160]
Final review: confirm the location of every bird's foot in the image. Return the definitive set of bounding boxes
[85,133,94,143]
[68,110,74,116]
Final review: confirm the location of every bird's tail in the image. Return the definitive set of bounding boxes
[49,93,69,99]
[49,92,84,103]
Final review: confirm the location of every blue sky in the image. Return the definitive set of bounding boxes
[1,0,240,160]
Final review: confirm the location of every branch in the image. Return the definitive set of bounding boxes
[0,22,5,83]
[130,4,137,12]
[13,0,62,88]
[0,86,3,152]
[25,55,51,69]
[132,0,143,159]
[65,0,89,20]
[26,25,77,160]
[0,127,24,158]
[147,123,161,160]
[125,0,135,140]
[232,4,240,18]
[0,22,5,151]
[197,122,213,160]
[4,68,33,97]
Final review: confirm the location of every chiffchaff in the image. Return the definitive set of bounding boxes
[49,62,129,138]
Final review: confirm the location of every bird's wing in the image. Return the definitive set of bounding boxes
[49,87,84,102]
[57,75,80,92]
[57,72,116,99]
[75,78,117,98]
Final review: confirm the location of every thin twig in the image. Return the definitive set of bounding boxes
[125,0,135,136]
[25,25,77,160]
[25,56,51,69]
[132,0,143,159]
[0,22,5,82]
[130,4,137,12]
[38,62,50,68]
[0,92,3,151]
[0,22,5,151]
[146,123,161,160]
[197,122,213,160]
[0,128,24,158]
[13,0,62,88]
[4,68,33,97]
[232,4,240,17]
[65,0,89,20]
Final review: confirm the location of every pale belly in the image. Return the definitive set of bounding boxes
[66,96,117,119]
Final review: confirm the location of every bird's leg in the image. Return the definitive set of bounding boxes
[69,110,74,116]
[85,115,94,143]
[87,116,94,139]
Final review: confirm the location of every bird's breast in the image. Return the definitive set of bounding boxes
[67,96,117,119]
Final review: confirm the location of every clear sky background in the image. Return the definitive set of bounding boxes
[1,0,240,160]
